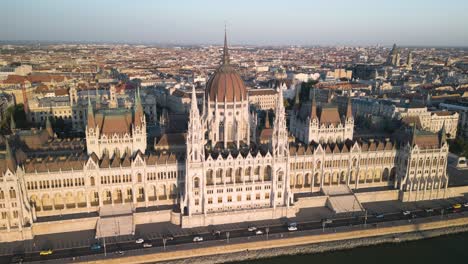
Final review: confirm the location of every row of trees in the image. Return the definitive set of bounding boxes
[0,104,28,134]
[0,104,73,137]
[284,80,319,110]
[449,137,468,158]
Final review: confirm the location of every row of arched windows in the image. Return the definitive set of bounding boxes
[0,188,16,200]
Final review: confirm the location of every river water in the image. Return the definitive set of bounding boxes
[232,232,468,264]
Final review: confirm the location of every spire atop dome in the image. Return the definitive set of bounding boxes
[223,26,230,65]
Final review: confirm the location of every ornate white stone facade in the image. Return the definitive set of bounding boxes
[0,35,451,241]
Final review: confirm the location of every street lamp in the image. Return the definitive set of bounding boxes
[163,237,167,251]
[364,210,368,228]
[103,236,107,257]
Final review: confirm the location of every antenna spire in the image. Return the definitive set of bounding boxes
[223,24,230,65]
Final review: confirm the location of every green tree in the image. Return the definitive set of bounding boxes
[299,80,319,103]
[0,103,28,134]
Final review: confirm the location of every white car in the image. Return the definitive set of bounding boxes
[288,225,298,231]
[193,236,203,242]
[143,242,152,248]
[247,226,257,232]
[402,210,411,216]
[135,238,144,244]
[463,202,468,208]
[255,230,263,235]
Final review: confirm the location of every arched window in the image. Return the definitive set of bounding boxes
[206,170,213,185]
[9,188,16,199]
[90,176,95,186]
[194,177,200,188]
[264,166,272,181]
[278,171,284,182]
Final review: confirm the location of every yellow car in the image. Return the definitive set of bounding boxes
[39,249,53,256]
[453,203,462,209]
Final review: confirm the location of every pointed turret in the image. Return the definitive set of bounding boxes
[310,89,317,120]
[5,140,16,172]
[187,84,203,161]
[190,85,199,118]
[95,86,100,109]
[440,122,447,146]
[222,27,230,65]
[346,96,353,119]
[134,86,144,128]
[87,94,95,129]
[411,124,417,147]
[272,88,288,156]
[46,116,54,138]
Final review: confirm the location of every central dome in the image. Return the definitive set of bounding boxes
[206,32,247,103]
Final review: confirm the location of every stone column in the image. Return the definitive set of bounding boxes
[111,188,115,207]
[98,191,103,207]
[86,191,90,213]
[144,187,149,208]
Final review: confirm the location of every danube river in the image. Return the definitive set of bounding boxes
[232,232,468,264]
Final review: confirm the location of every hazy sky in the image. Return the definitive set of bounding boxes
[1,0,468,46]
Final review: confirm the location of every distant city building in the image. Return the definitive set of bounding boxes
[0,64,32,79]
[248,88,278,110]
[386,44,401,67]
[0,35,458,243]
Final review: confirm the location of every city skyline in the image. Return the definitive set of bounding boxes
[2,0,468,47]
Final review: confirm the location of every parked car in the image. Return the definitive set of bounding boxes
[255,230,263,235]
[376,214,385,219]
[288,222,298,231]
[143,242,152,248]
[90,243,102,251]
[425,208,434,213]
[322,219,333,224]
[116,251,125,256]
[193,236,203,242]
[463,202,468,208]
[402,210,411,216]
[456,157,467,168]
[452,203,462,209]
[135,238,144,244]
[247,226,257,232]
[212,230,221,236]
[39,249,53,256]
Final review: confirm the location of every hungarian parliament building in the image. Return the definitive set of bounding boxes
[0,35,450,242]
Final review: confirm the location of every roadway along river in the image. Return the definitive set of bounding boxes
[230,231,468,264]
